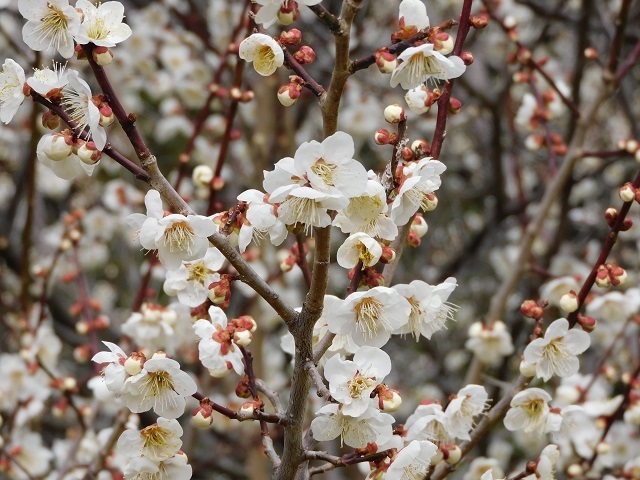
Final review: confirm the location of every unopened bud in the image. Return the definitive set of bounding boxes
[277,82,302,107]
[567,464,583,477]
[47,134,73,161]
[621,217,633,231]
[42,110,60,130]
[520,299,544,319]
[610,265,627,286]
[619,182,636,202]
[239,400,261,415]
[595,265,611,288]
[377,385,402,412]
[577,314,597,332]
[212,177,225,191]
[278,0,299,25]
[235,379,252,398]
[125,352,146,376]
[605,207,618,226]
[448,97,462,114]
[583,48,598,60]
[411,139,430,156]
[93,46,113,66]
[192,165,214,187]
[625,139,639,153]
[470,14,489,29]
[233,329,252,347]
[411,214,429,237]
[77,141,102,165]
[433,32,454,55]
[443,444,462,465]
[293,45,315,64]
[406,231,421,248]
[519,359,537,377]
[559,291,579,313]
[375,48,397,74]
[379,246,396,264]
[208,276,232,305]
[422,193,438,212]
[384,104,405,123]
[401,147,414,161]
[192,402,214,428]
[374,129,392,145]
[461,51,474,65]
[280,28,302,45]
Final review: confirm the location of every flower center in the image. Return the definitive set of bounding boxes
[186,260,213,285]
[62,87,91,132]
[163,221,195,254]
[146,371,174,397]
[406,297,423,340]
[354,297,386,338]
[278,196,323,234]
[347,373,376,398]
[356,242,375,266]
[255,46,276,73]
[140,424,173,458]
[86,15,109,41]
[36,3,71,51]
[310,159,337,186]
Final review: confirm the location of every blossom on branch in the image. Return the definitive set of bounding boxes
[193,306,245,378]
[27,62,70,97]
[75,0,132,47]
[385,440,438,480]
[62,71,107,150]
[19,0,81,58]
[117,417,183,462]
[164,247,225,307]
[310,404,394,448]
[336,232,382,269]
[239,33,284,76]
[254,0,322,28]
[0,59,25,124]
[237,189,287,252]
[504,388,552,435]
[390,43,466,90]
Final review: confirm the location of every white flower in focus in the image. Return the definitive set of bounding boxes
[254,0,322,28]
[164,247,225,307]
[313,297,359,360]
[264,131,368,232]
[237,189,287,253]
[390,43,466,90]
[324,287,411,348]
[504,388,552,434]
[393,277,457,340]
[193,306,245,377]
[399,0,430,30]
[0,59,26,124]
[336,232,382,269]
[324,346,391,417]
[27,62,70,96]
[239,33,284,76]
[444,384,489,441]
[121,356,197,419]
[386,440,438,480]
[75,0,133,47]
[123,453,192,480]
[62,71,107,150]
[404,403,451,443]
[390,158,446,226]
[117,418,183,461]
[91,341,128,393]
[523,318,590,381]
[19,0,81,58]
[333,176,398,241]
[465,321,514,365]
[310,404,394,448]
[127,189,217,270]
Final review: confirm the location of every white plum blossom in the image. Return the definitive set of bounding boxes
[0,59,26,124]
[127,189,217,270]
[504,388,552,435]
[405,403,451,443]
[390,43,466,90]
[27,62,70,96]
[333,176,398,241]
[120,355,197,419]
[336,232,382,269]
[535,444,560,480]
[123,453,192,480]
[62,71,107,150]
[324,287,411,348]
[239,33,284,76]
[264,131,368,232]
[237,189,287,252]
[523,318,591,381]
[444,384,489,441]
[399,0,430,30]
[312,297,360,360]
[121,303,191,354]
[465,321,515,365]
[36,133,99,180]
[91,341,128,393]
[75,0,133,47]
[310,404,394,448]
[540,276,581,308]
[254,0,322,28]
[19,0,81,58]
[163,247,225,307]
[324,346,391,417]
[117,417,183,461]
[390,158,446,225]
[405,86,431,114]
[385,440,438,480]
[193,306,245,377]
[392,277,457,340]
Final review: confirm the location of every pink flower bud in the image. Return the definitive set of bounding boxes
[277,82,302,107]
[278,0,300,25]
[442,444,462,465]
[433,32,454,55]
[411,214,429,237]
[401,147,414,161]
[605,207,618,226]
[42,110,60,130]
[610,265,627,286]
[375,48,397,74]
[584,47,598,60]
[520,299,544,319]
[461,51,474,65]
[577,314,597,332]
[411,139,430,156]
[406,231,421,248]
[470,14,489,29]
[99,104,115,127]
[235,379,252,398]
[77,141,102,165]
[619,182,636,202]
[192,402,214,428]
[374,129,391,145]
[280,28,302,45]
[208,276,232,305]
[379,246,396,264]
[448,97,462,114]
[293,45,316,64]
[595,265,611,288]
